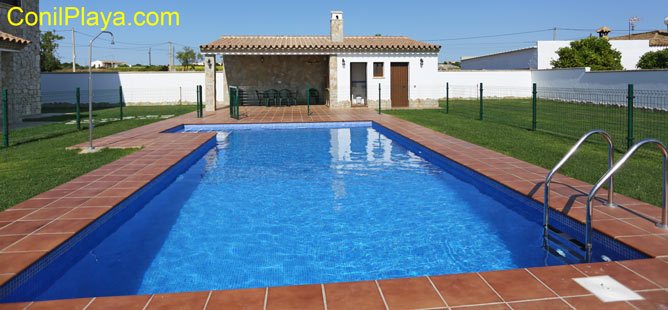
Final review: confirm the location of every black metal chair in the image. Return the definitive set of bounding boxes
[255,90,268,106]
[308,88,320,105]
[265,89,279,106]
[279,89,297,106]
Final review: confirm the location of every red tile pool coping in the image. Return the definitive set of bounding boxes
[0,106,667,309]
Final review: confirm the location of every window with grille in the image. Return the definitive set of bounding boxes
[373,62,384,77]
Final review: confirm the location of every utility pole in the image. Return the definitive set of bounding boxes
[169,41,173,71]
[149,48,152,66]
[72,28,76,72]
[553,27,557,40]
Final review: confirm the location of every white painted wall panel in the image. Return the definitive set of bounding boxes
[41,72,226,104]
[461,48,537,70]
[335,53,442,103]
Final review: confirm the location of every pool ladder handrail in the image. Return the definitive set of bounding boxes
[585,138,668,262]
[544,130,616,242]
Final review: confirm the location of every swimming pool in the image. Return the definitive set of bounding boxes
[1,122,646,302]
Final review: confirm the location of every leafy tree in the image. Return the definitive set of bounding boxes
[176,47,203,70]
[636,49,668,69]
[40,30,64,72]
[551,37,623,71]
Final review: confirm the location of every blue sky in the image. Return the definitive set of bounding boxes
[37,0,668,65]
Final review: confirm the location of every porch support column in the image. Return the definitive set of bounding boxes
[204,54,217,111]
[328,55,338,108]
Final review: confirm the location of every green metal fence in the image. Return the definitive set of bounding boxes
[443,83,668,154]
[1,86,197,148]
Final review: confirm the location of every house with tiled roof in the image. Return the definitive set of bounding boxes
[200,11,442,110]
[0,0,41,124]
[609,30,668,47]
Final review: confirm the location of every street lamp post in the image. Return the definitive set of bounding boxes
[88,31,115,151]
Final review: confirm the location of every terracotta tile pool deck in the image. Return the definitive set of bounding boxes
[0,105,667,309]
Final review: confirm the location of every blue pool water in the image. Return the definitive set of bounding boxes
[2,122,646,302]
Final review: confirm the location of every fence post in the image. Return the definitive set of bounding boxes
[76,87,81,130]
[532,83,537,131]
[195,85,202,118]
[479,82,484,120]
[234,87,239,119]
[2,89,8,147]
[446,82,449,114]
[228,86,233,118]
[627,84,634,150]
[200,85,204,118]
[378,83,381,114]
[307,85,311,116]
[119,86,123,121]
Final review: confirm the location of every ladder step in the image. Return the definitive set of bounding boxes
[544,226,586,264]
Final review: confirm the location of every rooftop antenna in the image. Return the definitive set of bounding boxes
[628,17,639,39]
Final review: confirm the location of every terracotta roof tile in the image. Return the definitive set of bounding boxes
[200,36,440,53]
[0,30,30,45]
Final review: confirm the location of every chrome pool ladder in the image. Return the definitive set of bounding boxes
[543,130,615,263]
[583,139,668,262]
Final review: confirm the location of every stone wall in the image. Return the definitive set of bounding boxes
[0,0,41,124]
[222,55,328,105]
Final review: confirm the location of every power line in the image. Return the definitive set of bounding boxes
[423,26,661,42]
[423,29,553,41]
[73,30,169,46]
[59,43,169,51]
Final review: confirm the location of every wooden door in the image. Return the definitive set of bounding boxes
[391,63,408,107]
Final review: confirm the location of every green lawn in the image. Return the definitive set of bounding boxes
[0,105,196,211]
[385,104,665,207]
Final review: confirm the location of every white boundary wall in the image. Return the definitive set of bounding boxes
[40,68,668,105]
[531,68,668,91]
[437,70,532,98]
[41,72,227,105]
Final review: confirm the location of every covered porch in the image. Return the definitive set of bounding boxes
[201,51,338,112]
[222,54,331,107]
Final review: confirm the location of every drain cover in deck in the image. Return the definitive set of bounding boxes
[573,275,644,302]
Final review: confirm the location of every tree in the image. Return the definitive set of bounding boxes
[176,47,203,70]
[40,30,64,72]
[550,37,623,71]
[636,49,668,69]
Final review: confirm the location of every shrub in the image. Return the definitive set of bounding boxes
[551,37,623,71]
[636,49,668,69]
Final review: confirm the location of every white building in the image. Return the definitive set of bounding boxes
[199,11,442,110]
[461,30,668,70]
[91,60,129,69]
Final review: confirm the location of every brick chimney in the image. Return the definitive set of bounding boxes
[330,11,343,42]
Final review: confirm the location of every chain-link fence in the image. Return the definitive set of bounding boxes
[443,83,668,155]
[633,89,668,150]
